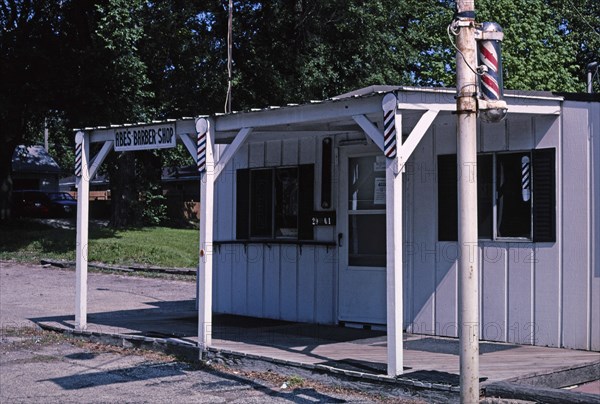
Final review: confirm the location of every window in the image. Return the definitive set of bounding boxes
[438,149,555,242]
[236,165,314,240]
[347,155,387,267]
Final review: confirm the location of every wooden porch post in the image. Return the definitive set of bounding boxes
[196,118,215,352]
[75,131,90,330]
[383,94,404,376]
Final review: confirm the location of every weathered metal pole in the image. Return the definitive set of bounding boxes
[455,1,480,403]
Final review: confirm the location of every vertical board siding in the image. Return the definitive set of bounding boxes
[263,246,281,319]
[507,244,534,345]
[533,244,560,347]
[435,243,458,337]
[480,120,507,152]
[561,105,590,349]
[213,137,335,324]
[297,246,316,323]
[481,243,507,342]
[316,247,336,324]
[419,111,597,350]
[231,249,249,315]
[592,102,600,352]
[280,245,298,321]
[211,106,597,351]
[265,140,281,167]
[410,128,436,334]
[508,116,534,150]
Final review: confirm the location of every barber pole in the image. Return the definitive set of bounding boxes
[196,118,208,173]
[478,22,504,101]
[382,93,398,159]
[75,132,83,177]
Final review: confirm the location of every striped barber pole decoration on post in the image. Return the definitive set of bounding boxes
[521,155,531,202]
[196,118,208,173]
[478,22,504,101]
[74,131,83,177]
[382,93,398,159]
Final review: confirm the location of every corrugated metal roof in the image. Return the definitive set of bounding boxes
[74,85,568,132]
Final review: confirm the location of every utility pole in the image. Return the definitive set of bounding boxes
[44,118,49,152]
[455,1,480,403]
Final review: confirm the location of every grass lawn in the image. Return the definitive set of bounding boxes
[0,219,199,268]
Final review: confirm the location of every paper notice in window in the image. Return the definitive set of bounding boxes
[374,177,386,205]
[374,155,386,172]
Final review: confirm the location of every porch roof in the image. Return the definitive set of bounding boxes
[78,85,563,146]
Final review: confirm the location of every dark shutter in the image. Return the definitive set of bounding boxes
[298,164,315,240]
[532,148,556,242]
[478,154,494,239]
[236,169,250,239]
[438,154,458,241]
[250,169,273,237]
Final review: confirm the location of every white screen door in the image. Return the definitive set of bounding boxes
[338,147,386,324]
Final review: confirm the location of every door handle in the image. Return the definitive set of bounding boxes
[338,233,343,247]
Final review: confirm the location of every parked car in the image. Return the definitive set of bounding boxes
[12,190,77,218]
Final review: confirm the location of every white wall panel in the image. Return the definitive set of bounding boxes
[248,142,265,168]
[231,248,248,315]
[481,243,507,341]
[592,102,600,351]
[263,246,281,319]
[533,244,560,347]
[508,116,534,150]
[480,120,507,152]
[246,245,264,316]
[561,104,590,349]
[435,243,458,337]
[315,248,336,324]
[534,115,559,149]
[297,246,316,323]
[409,128,436,334]
[299,137,316,165]
[282,139,299,165]
[280,245,298,321]
[265,140,281,167]
[506,244,534,345]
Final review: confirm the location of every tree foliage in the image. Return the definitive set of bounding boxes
[1,0,598,222]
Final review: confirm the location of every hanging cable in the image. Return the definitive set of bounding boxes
[224,0,233,114]
[448,23,484,77]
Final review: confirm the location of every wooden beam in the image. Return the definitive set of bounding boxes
[179,132,198,163]
[214,96,383,132]
[352,115,384,152]
[398,109,439,167]
[214,127,253,180]
[88,140,113,180]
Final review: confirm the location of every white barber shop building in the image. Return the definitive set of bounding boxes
[72,86,600,376]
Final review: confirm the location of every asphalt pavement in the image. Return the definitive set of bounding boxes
[0,261,430,403]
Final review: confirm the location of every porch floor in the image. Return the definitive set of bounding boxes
[34,298,600,386]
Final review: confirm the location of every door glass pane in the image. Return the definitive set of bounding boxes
[348,156,386,210]
[348,214,386,267]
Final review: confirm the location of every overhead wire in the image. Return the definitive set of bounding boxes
[447,22,484,77]
[225,0,233,114]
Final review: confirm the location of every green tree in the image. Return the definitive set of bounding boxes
[0,0,65,219]
[550,0,600,92]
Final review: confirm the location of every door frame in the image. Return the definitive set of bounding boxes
[337,143,387,324]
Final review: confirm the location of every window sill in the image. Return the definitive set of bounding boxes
[213,239,337,253]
